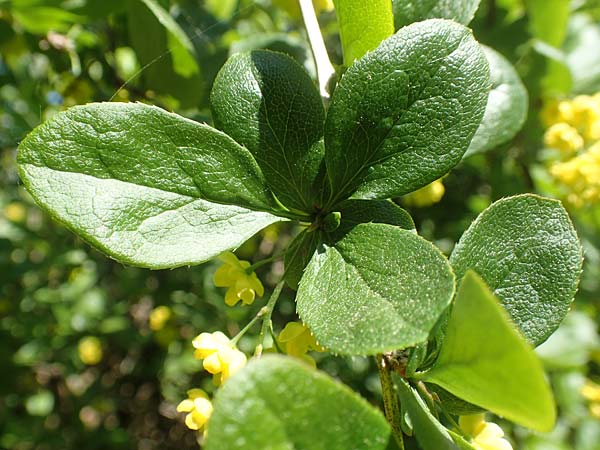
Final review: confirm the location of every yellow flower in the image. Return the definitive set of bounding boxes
[459,414,513,450]
[192,331,247,384]
[214,252,264,307]
[177,389,213,431]
[550,141,600,207]
[149,305,171,331]
[544,122,584,154]
[78,337,103,365]
[278,322,324,366]
[403,179,445,207]
[581,379,600,419]
[570,95,600,140]
[540,99,575,128]
[3,202,26,223]
[273,0,334,17]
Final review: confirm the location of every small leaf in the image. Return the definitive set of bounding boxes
[324,19,490,205]
[204,355,390,450]
[336,199,415,233]
[564,13,600,94]
[450,194,582,345]
[211,50,326,213]
[284,230,321,291]
[17,103,285,269]
[392,0,481,28]
[332,0,395,65]
[395,377,468,450]
[297,223,455,355]
[140,0,199,77]
[421,271,556,432]
[465,46,528,157]
[526,0,570,47]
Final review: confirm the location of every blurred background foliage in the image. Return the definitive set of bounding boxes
[0,0,600,449]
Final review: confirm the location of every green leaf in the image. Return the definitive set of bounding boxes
[324,19,490,205]
[449,194,582,345]
[336,199,415,233]
[140,0,199,77]
[533,40,573,96]
[12,6,83,34]
[17,102,285,269]
[421,271,556,432]
[211,50,326,213]
[395,377,468,450]
[284,229,321,291]
[526,0,570,47]
[465,46,528,157]
[332,0,394,65]
[204,355,390,450]
[392,0,481,28]
[296,223,455,355]
[564,13,600,94]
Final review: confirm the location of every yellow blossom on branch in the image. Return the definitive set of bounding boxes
[459,414,513,450]
[214,252,264,307]
[544,122,584,154]
[278,322,325,366]
[550,142,600,207]
[192,331,247,384]
[177,388,213,431]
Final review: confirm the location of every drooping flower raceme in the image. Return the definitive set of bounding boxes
[213,252,264,307]
[459,414,513,450]
[193,331,247,384]
[177,388,213,431]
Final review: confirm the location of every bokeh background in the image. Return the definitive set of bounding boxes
[1,1,600,449]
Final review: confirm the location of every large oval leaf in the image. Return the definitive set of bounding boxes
[17,103,284,269]
[211,50,326,213]
[465,46,528,157]
[449,194,582,345]
[297,223,455,355]
[392,0,481,28]
[205,355,390,450]
[324,19,490,205]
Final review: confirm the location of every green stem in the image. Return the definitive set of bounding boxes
[230,309,266,346]
[246,253,284,274]
[254,280,285,357]
[298,0,335,101]
[376,354,405,450]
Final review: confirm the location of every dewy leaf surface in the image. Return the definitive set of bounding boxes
[204,355,390,450]
[17,102,285,269]
[465,46,528,157]
[449,194,582,345]
[422,271,556,432]
[392,0,481,28]
[332,0,394,65]
[211,50,326,213]
[296,223,455,355]
[324,19,490,205]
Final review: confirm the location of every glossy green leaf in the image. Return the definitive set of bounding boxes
[450,194,582,345]
[465,46,528,157]
[392,0,481,28]
[335,199,415,233]
[205,355,390,450]
[284,230,321,291]
[421,271,556,432]
[325,19,490,205]
[526,0,570,47]
[332,0,394,65]
[211,50,326,213]
[17,102,285,269]
[395,377,471,450]
[140,0,199,77]
[297,223,455,355]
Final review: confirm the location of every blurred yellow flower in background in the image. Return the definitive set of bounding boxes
[78,336,102,365]
[149,305,171,331]
[459,414,513,450]
[403,179,445,208]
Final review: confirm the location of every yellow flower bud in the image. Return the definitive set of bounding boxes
[403,179,445,207]
[214,252,264,307]
[544,122,583,154]
[459,414,513,450]
[177,389,213,431]
[78,336,103,365]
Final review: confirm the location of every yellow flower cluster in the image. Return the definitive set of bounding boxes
[177,389,213,432]
[403,179,445,208]
[459,414,513,450]
[192,331,247,385]
[581,379,600,419]
[277,322,325,367]
[542,94,600,207]
[214,252,264,307]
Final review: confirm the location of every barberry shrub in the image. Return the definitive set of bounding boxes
[16,0,582,448]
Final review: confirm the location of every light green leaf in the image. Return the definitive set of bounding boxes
[297,223,455,355]
[533,40,573,96]
[465,46,528,157]
[526,0,570,47]
[325,19,490,205]
[564,13,600,94]
[205,355,390,450]
[392,0,481,28]
[395,377,470,450]
[12,6,83,34]
[450,194,582,345]
[211,51,326,213]
[17,102,285,269]
[332,0,394,65]
[205,0,237,21]
[421,271,556,432]
[140,0,199,77]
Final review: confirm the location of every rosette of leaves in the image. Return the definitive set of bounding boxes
[17,13,582,450]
